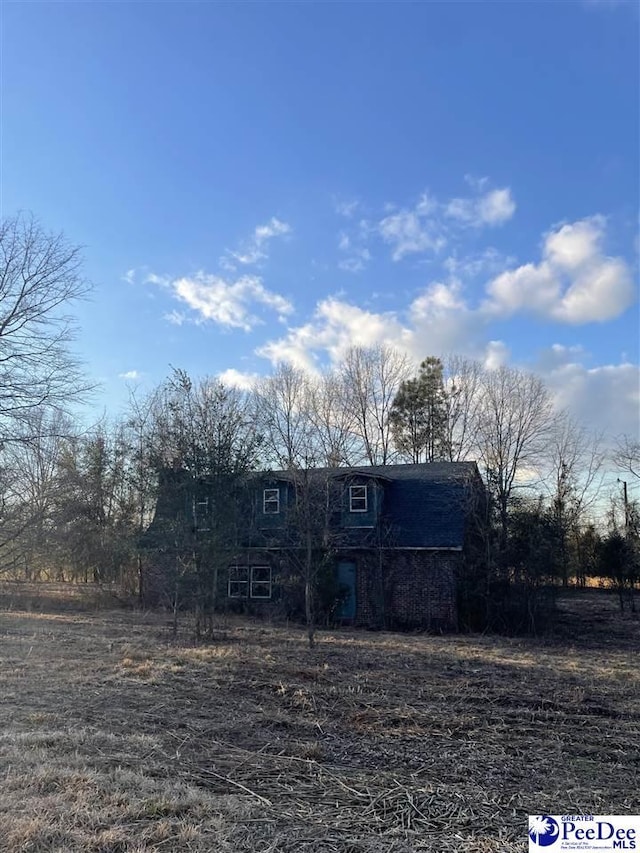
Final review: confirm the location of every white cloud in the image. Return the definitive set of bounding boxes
[338,253,371,273]
[337,231,372,272]
[218,368,260,390]
[258,279,488,373]
[536,343,586,372]
[255,217,290,244]
[415,192,438,216]
[144,270,293,331]
[164,310,186,326]
[257,297,409,370]
[255,287,639,442]
[545,216,603,269]
[485,262,556,315]
[484,216,636,323]
[337,223,373,272]
[445,187,516,227]
[334,199,359,218]
[118,370,141,381]
[410,279,467,318]
[407,281,489,361]
[463,174,490,191]
[546,360,640,439]
[221,217,291,268]
[168,273,293,331]
[480,189,516,225]
[483,340,511,370]
[123,269,136,284]
[145,272,170,287]
[379,210,446,260]
[443,247,515,279]
[376,181,514,262]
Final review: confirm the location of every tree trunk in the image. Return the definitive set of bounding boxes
[137,552,144,606]
[206,563,219,637]
[373,546,386,630]
[305,535,315,649]
[172,572,180,638]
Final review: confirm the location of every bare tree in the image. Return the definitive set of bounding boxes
[145,369,261,634]
[476,366,556,551]
[545,414,606,585]
[0,407,75,577]
[0,214,91,440]
[53,421,137,584]
[442,355,484,462]
[256,365,354,647]
[341,345,410,465]
[277,469,339,649]
[307,370,360,467]
[123,386,165,602]
[255,363,315,469]
[149,369,260,476]
[613,435,640,482]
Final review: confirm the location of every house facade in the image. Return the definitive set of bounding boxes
[141,462,486,632]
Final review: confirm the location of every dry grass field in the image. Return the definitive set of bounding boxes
[0,583,638,852]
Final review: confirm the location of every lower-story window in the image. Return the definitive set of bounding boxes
[228,566,248,598]
[228,565,272,599]
[250,565,272,599]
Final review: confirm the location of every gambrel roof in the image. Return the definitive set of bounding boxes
[142,461,484,552]
[261,462,483,549]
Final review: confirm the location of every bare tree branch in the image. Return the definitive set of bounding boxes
[0,213,92,439]
[341,345,410,466]
[613,435,640,481]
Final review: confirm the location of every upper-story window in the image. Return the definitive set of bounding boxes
[349,484,368,513]
[193,496,210,531]
[263,488,280,514]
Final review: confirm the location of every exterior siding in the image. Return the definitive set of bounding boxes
[353,550,461,631]
[340,478,383,530]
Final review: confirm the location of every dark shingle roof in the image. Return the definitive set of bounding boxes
[369,463,478,548]
[267,461,481,549]
[143,462,483,552]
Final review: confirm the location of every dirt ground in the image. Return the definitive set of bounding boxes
[0,584,638,852]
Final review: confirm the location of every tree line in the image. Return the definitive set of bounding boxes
[0,213,638,632]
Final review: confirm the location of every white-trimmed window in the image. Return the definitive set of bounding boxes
[228,566,248,598]
[228,565,272,599]
[349,485,368,513]
[263,488,280,514]
[250,566,272,599]
[193,496,210,532]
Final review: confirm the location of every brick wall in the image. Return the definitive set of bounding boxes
[354,550,460,631]
[143,545,460,632]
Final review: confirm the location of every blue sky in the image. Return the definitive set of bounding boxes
[3,0,639,437]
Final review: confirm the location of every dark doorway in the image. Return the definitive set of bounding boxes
[337,561,356,620]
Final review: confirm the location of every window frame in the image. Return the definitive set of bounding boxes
[227,565,272,600]
[263,488,280,515]
[349,484,368,513]
[250,565,272,599]
[193,496,210,532]
[227,565,249,598]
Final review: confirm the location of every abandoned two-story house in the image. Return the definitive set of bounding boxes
[141,461,487,632]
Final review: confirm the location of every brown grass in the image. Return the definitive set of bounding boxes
[0,585,638,851]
